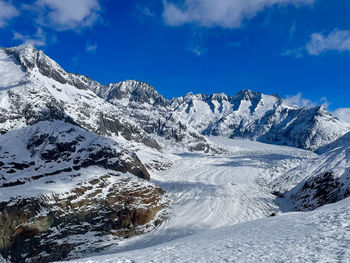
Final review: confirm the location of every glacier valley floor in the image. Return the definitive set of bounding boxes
[60,138,350,263]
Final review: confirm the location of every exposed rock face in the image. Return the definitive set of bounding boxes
[0,121,167,262]
[291,172,350,211]
[1,43,350,262]
[0,175,166,263]
[0,121,150,184]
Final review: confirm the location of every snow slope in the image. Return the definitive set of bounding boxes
[64,197,350,263]
[0,49,25,88]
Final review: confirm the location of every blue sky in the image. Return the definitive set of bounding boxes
[0,0,349,118]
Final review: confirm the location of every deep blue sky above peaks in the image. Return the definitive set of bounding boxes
[0,0,349,120]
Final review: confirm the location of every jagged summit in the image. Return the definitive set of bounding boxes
[92,79,169,107]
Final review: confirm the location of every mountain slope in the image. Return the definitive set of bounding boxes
[316,131,350,154]
[60,138,350,263]
[2,44,348,152]
[272,131,350,211]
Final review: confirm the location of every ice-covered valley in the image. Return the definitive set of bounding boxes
[60,138,350,263]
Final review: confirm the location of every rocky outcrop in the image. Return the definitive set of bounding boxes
[291,171,350,211]
[0,174,167,263]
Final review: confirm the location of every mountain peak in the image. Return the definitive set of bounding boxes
[93,79,169,107]
[8,43,36,54]
[236,89,259,100]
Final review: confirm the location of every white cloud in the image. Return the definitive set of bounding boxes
[284,93,330,108]
[86,42,98,53]
[332,108,350,123]
[283,28,350,58]
[306,29,350,55]
[284,93,316,108]
[162,0,315,28]
[13,28,47,47]
[35,0,101,31]
[0,0,19,27]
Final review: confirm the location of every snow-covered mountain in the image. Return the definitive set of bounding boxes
[0,45,166,151]
[171,90,350,150]
[89,80,217,153]
[1,44,348,152]
[0,45,168,262]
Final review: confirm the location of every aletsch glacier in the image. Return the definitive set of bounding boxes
[0,44,350,263]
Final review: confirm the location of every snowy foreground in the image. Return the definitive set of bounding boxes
[59,138,350,263]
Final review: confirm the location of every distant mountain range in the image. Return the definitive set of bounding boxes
[2,44,349,153]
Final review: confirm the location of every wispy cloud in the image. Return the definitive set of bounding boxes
[13,27,48,47]
[188,45,207,56]
[289,20,297,39]
[283,28,350,58]
[86,42,98,53]
[306,29,350,55]
[162,0,315,28]
[0,0,19,28]
[138,6,155,17]
[332,108,350,123]
[284,93,329,108]
[187,30,207,56]
[284,93,316,108]
[33,0,102,31]
[9,0,104,48]
[281,48,304,58]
